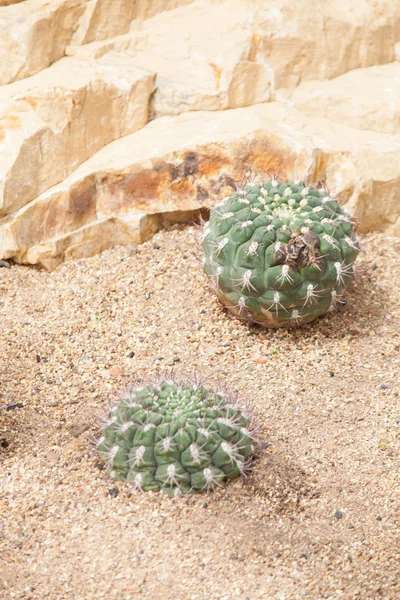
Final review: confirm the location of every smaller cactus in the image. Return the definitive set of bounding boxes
[96,378,260,496]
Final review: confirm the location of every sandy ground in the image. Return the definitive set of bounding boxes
[0,226,399,600]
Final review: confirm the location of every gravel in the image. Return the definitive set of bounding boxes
[0,226,399,600]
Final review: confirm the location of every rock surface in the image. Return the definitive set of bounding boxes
[279,62,400,135]
[0,0,400,266]
[0,56,154,216]
[70,0,194,46]
[0,0,85,85]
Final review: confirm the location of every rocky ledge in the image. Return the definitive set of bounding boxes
[1,0,400,268]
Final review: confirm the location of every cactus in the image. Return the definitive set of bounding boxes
[202,178,360,328]
[97,378,259,496]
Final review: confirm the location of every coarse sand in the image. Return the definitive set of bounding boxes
[0,226,399,600]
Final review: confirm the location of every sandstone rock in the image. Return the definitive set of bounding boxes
[0,56,155,217]
[254,0,400,87]
[68,0,400,118]
[278,62,400,135]
[2,102,400,267]
[0,0,85,85]
[71,0,194,46]
[69,1,274,115]
[0,0,25,5]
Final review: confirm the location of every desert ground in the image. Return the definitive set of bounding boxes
[0,226,399,600]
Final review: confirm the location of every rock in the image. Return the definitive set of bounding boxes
[6,403,24,410]
[69,1,273,116]
[0,102,314,266]
[2,101,400,267]
[0,0,399,268]
[69,421,91,438]
[0,56,154,217]
[279,62,400,135]
[70,0,194,46]
[69,0,400,116]
[0,0,85,85]
[258,0,400,87]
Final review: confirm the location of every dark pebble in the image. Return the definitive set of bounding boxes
[300,553,308,559]
[153,243,161,250]
[329,371,335,377]
[377,516,382,521]
[230,552,238,560]
[6,403,24,411]
[108,487,119,498]
[127,351,135,358]
[173,357,181,363]
[371,264,378,270]
[0,260,10,268]
[36,354,41,363]
[379,384,388,390]
[334,510,343,519]
[1,440,9,448]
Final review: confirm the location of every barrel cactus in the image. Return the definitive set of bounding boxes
[202,178,360,328]
[97,378,259,496]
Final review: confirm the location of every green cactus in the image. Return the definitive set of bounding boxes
[97,379,259,496]
[202,178,360,328]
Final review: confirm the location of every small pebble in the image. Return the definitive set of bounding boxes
[69,422,91,438]
[108,488,119,498]
[334,510,343,519]
[6,403,24,411]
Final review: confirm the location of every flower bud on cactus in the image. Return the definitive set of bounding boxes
[97,379,259,496]
[202,178,360,328]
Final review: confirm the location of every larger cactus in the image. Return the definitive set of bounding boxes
[202,178,360,328]
[97,379,259,496]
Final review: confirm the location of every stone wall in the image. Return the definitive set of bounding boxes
[1,0,400,268]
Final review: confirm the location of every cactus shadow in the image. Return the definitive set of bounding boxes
[237,267,387,342]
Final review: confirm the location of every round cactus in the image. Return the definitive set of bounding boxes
[97,379,259,496]
[202,178,360,328]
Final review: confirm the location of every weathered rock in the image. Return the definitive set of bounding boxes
[0,0,400,269]
[254,0,400,87]
[0,0,85,85]
[68,0,400,117]
[70,0,194,46]
[0,56,155,217]
[69,1,274,115]
[2,102,400,267]
[278,62,400,135]
[0,0,25,5]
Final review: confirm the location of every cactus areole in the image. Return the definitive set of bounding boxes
[97,380,259,496]
[202,178,360,328]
